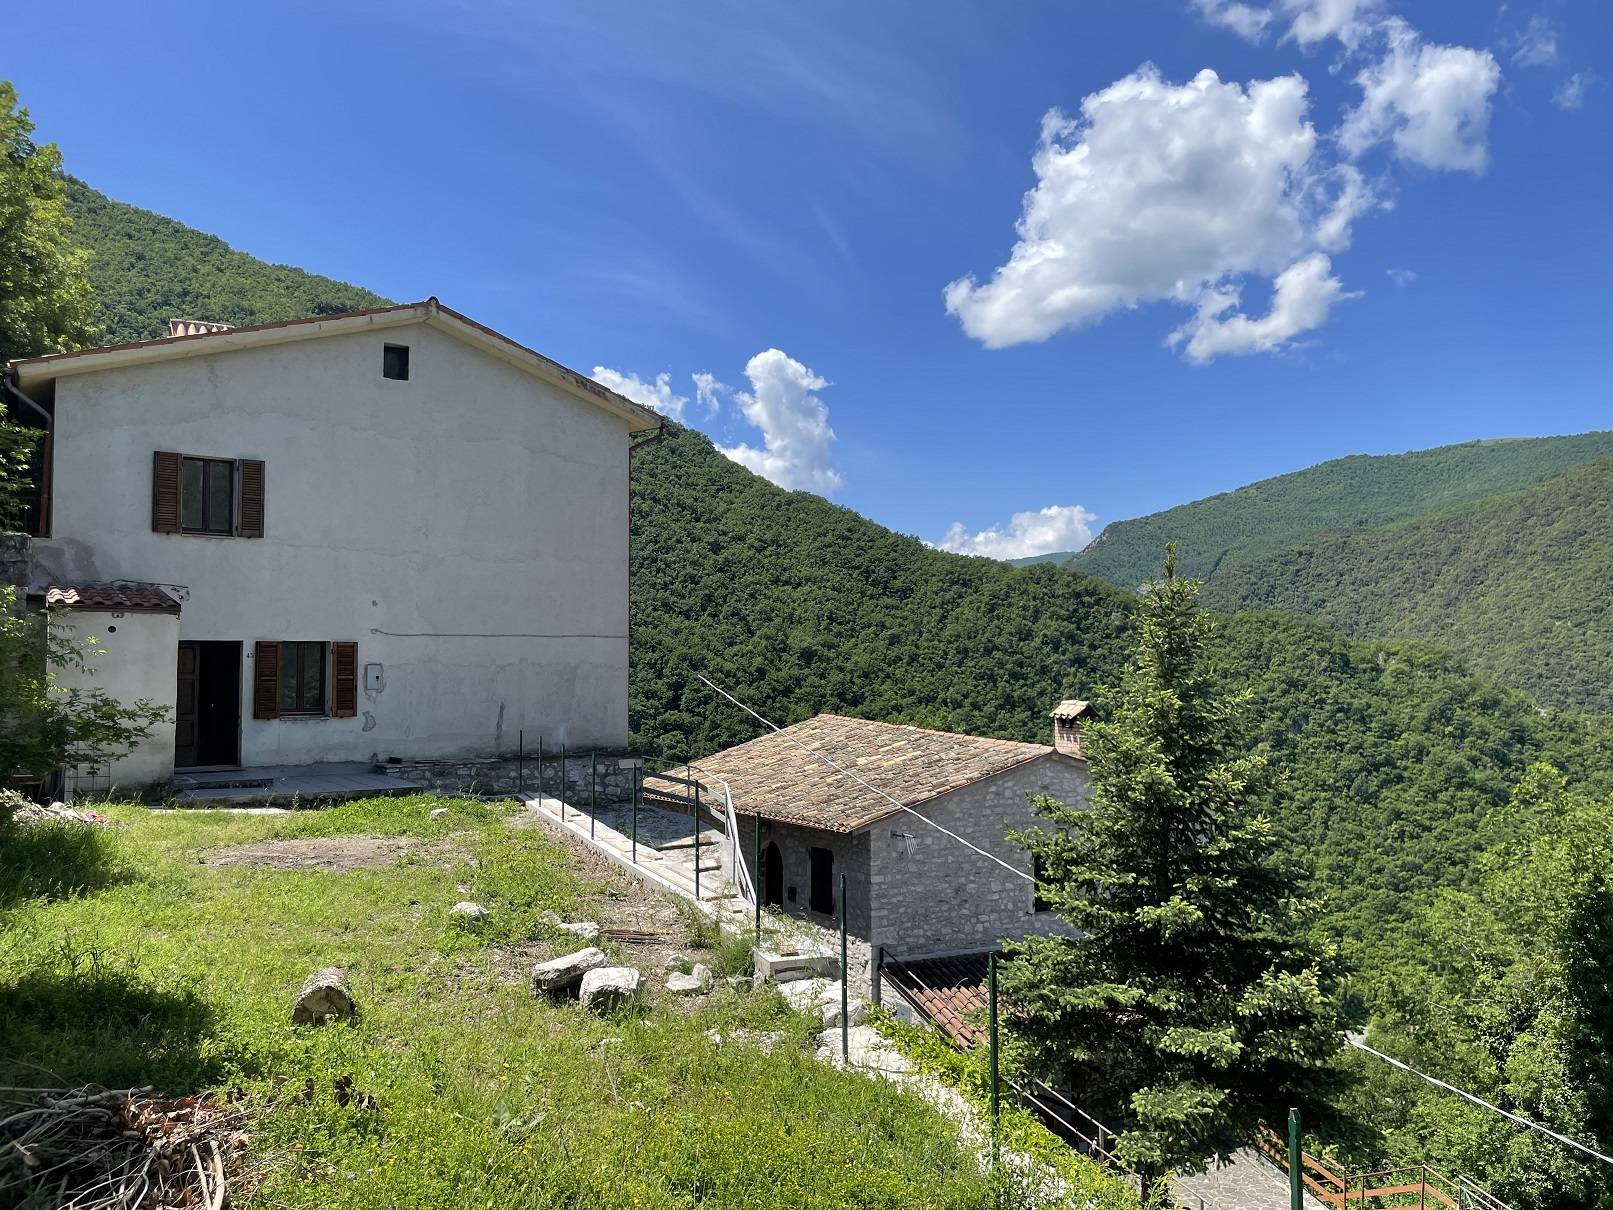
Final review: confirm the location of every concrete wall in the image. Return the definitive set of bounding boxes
[868,753,1087,959]
[53,609,178,792]
[33,322,633,776]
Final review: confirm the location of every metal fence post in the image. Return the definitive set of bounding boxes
[537,735,545,803]
[989,951,1000,1168]
[753,818,762,945]
[1289,1107,1303,1210]
[839,870,849,1065]
[631,763,640,863]
[518,729,524,797]
[560,743,567,822]
[688,764,700,903]
[589,750,597,839]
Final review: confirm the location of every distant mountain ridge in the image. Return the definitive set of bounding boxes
[1067,433,1613,589]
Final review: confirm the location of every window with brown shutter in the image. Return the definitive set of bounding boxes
[253,641,280,719]
[152,451,182,533]
[236,459,265,538]
[331,642,358,717]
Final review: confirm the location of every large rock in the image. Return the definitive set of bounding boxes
[531,947,609,998]
[580,966,643,1013]
[557,920,601,942]
[778,977,831,1014]
[292,967,355,1025]
[665,963,713,997]
[448,901,490,922]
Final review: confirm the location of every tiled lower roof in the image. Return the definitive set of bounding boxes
[42,583,182,613]
[653,714,1060,833]
[884,952,993,1048]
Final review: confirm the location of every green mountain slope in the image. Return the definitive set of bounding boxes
[1070,434,1613,589]
[57,180,1613,950]
[64,178,388,344]
[1206,457,1613,712]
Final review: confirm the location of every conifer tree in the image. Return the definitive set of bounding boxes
[1005,546,1348,1195]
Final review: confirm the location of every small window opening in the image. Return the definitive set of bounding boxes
[383,344,410,381]
[180,456,234,534]
[279,641,328,715]
[1033,851,1054,913]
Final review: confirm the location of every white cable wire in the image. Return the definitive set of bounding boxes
[1346,1036,1613,1167]
[696,673,1037,884]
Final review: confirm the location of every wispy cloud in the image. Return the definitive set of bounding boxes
[936,504,1099,560]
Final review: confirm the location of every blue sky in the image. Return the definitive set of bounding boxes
[11,0,1610,556]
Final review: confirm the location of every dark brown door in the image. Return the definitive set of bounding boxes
[762,842,784,907]
[175,642,199,767]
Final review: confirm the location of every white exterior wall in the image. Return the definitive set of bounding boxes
[54,609,179,790]
[32,323,632,777]
[867,753,1088,959]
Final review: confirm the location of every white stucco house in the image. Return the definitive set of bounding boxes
[2,300,662,793]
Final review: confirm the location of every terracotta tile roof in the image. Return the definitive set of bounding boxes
[885,952,993,1048]
[42,583,182,613]
[653,714,1058,833]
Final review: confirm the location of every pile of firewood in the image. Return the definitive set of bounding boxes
[0,1085,250,1208]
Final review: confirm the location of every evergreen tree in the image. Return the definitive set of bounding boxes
[0,80,96,365]
[1005,546,1349,1194]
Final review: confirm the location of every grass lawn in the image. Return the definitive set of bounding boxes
[0,795,1134,1209]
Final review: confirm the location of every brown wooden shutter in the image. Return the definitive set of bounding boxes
[253,641,281,719]
[152,451,182,533]
[236,459,265,538]
[331,642,358,718]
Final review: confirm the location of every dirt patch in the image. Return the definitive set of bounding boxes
[201,835,462,872]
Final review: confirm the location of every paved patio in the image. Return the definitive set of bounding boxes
[171,762,420,806]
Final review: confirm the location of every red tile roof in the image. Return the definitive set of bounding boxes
[43,583,181,612]
[651,714,1062,833]
[884,952,993,1048]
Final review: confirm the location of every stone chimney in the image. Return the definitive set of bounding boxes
[1049,699,1090,758]
[167,318,233,338]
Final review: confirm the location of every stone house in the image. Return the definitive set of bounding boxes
[661,706,1091,968]
[1,300,662,794]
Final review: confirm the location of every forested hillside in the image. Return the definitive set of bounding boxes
[64,179,388,344]
[1207,458,1613,712]
[1068,433,1613,588]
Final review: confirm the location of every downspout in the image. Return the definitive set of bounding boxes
[2,368,52,537]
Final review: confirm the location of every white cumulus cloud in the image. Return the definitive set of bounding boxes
[719,349,842,494]
[937,504,1099,560]
[1191,0,1273,42]
[590,366,687,421]
[1190,0,1382,46]
[1339,18,1500,173]
[1171,252,1353,362]
[691,371,725,416]
[944,66,1371,359]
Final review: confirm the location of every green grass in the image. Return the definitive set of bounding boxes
[0,796,1133,1209]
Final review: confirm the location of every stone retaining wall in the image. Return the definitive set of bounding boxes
[376,751,642,806]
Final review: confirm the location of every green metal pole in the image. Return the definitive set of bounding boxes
[839,870,849,1064]
[537,735,545,802]
[589,750,597,839]
[689,765,700,903]
[1288,1106,1303,1210]
[753,818,762,945]
[517,729,524,797]
[631,763,639,863]
[560,743,567,822]
[988,951,1001,1168]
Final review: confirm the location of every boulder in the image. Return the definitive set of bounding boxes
[665,965,712,996]
[292,967,355,1025]
[580,966,643,1013]
[428,807,449,820]
[778,977,831,1014]
[531,947,609,998]
[820,993,867,1030]
[557,920,601,942]
[448,901,489,922]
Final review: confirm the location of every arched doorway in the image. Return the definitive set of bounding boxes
[762,841,784,907]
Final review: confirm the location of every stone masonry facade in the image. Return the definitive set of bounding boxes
[377,752,641,807]
[867,752,1086,960]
